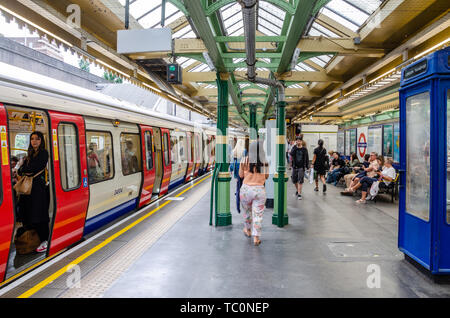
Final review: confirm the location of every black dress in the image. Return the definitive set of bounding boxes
[18,149,50,242]
[313,147,327,176]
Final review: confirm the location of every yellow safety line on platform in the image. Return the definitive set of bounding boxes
[18,174,211,298]
[0,250,65,288]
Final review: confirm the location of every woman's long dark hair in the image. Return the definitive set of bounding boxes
[318,139,324,148]
[350,152,358,162]
[27,131,46,159]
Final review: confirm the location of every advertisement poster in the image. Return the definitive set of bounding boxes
[345,130,351,156]
[356,127,368,162]
[383,124,393,158]
[337,131,345,155]
[393,123,400,163]
[368,126,382,156]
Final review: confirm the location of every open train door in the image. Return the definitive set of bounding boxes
[47,111,89,256]
[0,103,14,282]
[138,125,156,207]
[159,128,172,196]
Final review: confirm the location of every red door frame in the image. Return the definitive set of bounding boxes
[138,125,156,207]
[185,131,194,182]
[159,128,172,196]
[0,104,14,282]
[48,111,89,256]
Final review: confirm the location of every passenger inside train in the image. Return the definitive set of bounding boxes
[5,107,55,276]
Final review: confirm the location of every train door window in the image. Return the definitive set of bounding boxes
[195,134,201,163]
[58,123,80,190]
[163,133,169,166]
[170,134,179,164]
[86,131,114,184]
[145,131,153,170]
[179,135,186,163]
[189,134,193,163]
[120,133,142,176]
[405,91,430,221]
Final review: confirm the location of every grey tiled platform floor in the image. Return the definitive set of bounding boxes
[104,176,450,298]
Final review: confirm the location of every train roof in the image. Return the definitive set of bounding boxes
[0,61,239,134]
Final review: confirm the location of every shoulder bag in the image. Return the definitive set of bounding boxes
[14,169,45,195]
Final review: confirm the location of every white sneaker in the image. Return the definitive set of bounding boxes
[36,241,47,253]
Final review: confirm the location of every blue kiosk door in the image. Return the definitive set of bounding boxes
[399,47,450,274]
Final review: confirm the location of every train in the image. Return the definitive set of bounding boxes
[0,61,245,283]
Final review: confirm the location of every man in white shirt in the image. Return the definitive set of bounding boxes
[353,158,396,203]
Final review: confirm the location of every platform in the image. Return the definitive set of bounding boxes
[1,173,450,298]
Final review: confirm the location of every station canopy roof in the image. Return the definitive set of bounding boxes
[110,0,427,126]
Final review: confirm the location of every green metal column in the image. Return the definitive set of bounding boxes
[272,100,288,227]
[215,73,232,226]
[249,104,258,142]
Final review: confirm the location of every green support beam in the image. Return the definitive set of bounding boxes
[249,104,258,142]
[228,73,248,124]
[205,0,295,15]
[277,0,330,74]
[272,99,289,227]
[215,74,232,226]
[215,36,287,42]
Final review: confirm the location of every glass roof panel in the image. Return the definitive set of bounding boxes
[117,0,194,38]
[257,1,285,36]
[321,7,359,31]
[164,10,185,26]
[188,63,211,72]
[344,0,383,15]
[310,57,330,67]
[308,22,341,37]
[326,0,369,26]
[220,3,244,36]
[297,62,317,72]
[257,24,278,36]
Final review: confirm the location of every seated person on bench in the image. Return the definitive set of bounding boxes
[343,153,369,189]
[351,158,396,204]
[326,152,345,186]
[342,152,379,194]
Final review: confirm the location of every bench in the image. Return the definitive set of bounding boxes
[373,173,399,203]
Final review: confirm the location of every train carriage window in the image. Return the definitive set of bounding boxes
[86,131,114,184]
[58,123,80,190]
[145,131,153,170]
[179,135,185,163]
[120,133,142,176]
[170,134,179,164]
[163,133,170,166]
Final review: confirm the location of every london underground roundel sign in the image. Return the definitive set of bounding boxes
[358,133,367,158]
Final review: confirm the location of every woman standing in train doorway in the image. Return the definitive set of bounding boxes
[239,139,268,246]
[17,131,50,253]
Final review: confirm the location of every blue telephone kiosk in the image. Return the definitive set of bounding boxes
[398,47,450,275]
